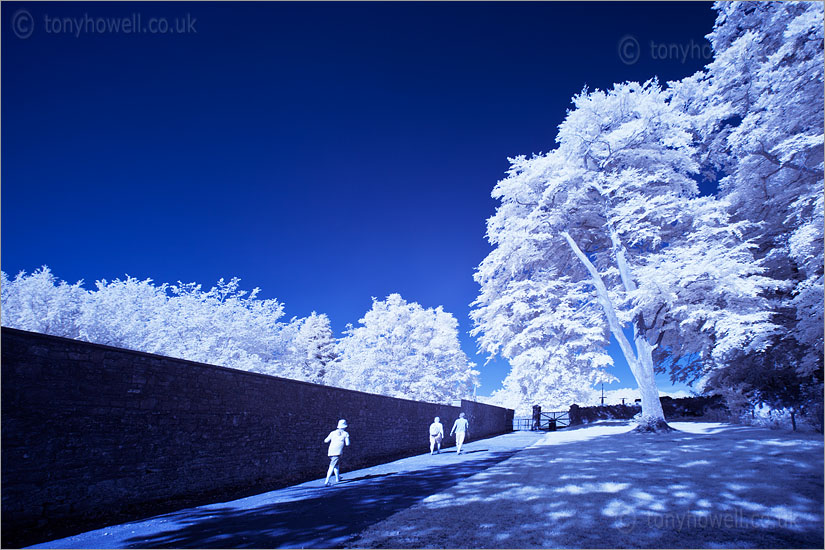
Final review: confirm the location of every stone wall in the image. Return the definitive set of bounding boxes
[568,395,727,425]
[1,327,512,547]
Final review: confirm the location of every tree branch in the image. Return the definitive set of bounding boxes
[561,231,640,378]
[752,144,824,178]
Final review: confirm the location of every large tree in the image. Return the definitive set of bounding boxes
[471,257,615,415]
[666,2,824,424]
[472,81,778,431]
[681,2,823,377]
[330,293,479,403]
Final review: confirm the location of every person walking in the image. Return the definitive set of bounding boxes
[450,412,469,454]
[429,416,444,454]
[323,419,350,486]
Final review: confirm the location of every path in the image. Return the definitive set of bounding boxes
[28,430,545,549]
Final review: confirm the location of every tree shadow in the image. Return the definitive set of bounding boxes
[120,450,522,548]
[339,473,396,483]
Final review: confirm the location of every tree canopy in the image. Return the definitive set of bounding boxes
[472,1,823,427]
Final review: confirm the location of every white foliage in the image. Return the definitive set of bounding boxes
[0,267,85,339]
[474,2,822,419]
[270,312,337,384]
[331,293,479,403]
[78,276,171,353]
[2,271,477,403]
[678,1,825,378]
[487,353,605,417]
[473,79,779,426]
[629,196,783,369]
[2,269,289,377]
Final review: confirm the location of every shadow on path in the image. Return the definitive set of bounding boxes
[341,472,396,483]
[120,451,521,548]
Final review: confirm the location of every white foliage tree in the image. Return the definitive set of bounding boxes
[672,1,824,381]
[472,265,615,415]
[487,353,603,417]
[155,277,286,373]
[77,276,171,353]
[271,312,337,384]
[473,81,778,431]
[1,268,310,378]
[1,267,86,339]
[331,293,479,403]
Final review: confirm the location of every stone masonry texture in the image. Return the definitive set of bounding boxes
[1,327,513,547]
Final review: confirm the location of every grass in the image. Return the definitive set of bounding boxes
[348,421,824,549]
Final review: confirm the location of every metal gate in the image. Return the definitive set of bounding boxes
[537,410,570,431]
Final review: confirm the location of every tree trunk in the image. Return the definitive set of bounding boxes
[633,334,671,432]
[609,227,671,432]
[562,231,671,432]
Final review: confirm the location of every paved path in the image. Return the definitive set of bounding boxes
[28,431,545,549]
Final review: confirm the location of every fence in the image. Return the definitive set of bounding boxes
[514,411,570,431]
[514,417,534,430]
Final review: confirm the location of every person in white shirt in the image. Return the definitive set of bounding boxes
[429,416,444,454]
[323,419,350,486]
[450,412,469,454]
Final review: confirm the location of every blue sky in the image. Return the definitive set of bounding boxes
[2,1,716,396]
